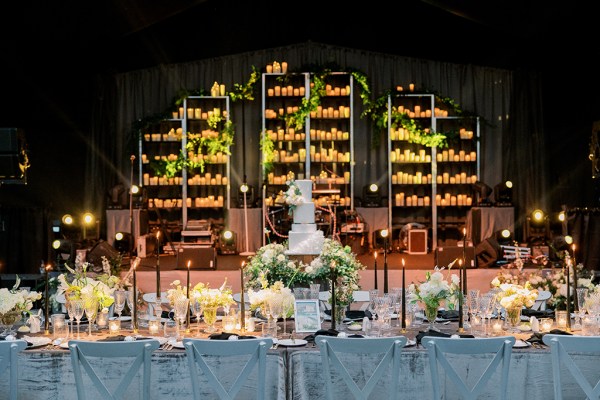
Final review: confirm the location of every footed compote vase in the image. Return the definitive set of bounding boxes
[424,302,441,332]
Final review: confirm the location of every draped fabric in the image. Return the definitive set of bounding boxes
[86,41,546,254]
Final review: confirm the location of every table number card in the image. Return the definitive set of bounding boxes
[294,299,321,333]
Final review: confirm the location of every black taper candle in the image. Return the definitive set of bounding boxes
[566,261,571,331]
[331,261,337,331]
[374,252,378,290]
[458,259,464,331]
[133,260,138,333]
[44,264,50,335]
[401,260,406,331]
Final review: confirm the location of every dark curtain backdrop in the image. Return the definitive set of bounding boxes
[87,41,550,257]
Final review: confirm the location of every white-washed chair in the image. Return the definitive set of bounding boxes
[350,290,371,311]
[543,334,600,399]
[531,290,552,311]
[142,291,169,316]
[183,337,273,400]
[69,339,160,400]
[315,335,407,400]
[0,339,28,400]
[423,336,515,400]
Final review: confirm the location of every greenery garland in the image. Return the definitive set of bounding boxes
[229,65,260,102]
[260,129,276,174]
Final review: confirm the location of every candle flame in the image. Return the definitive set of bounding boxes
[374,252,378,260]
[463,228,467,236]
[401,258,405,266]
[241,261,246,269]
[187,260,191,268]
[46,264,52,271]
[459,259,463,266]
[572,244,576,251]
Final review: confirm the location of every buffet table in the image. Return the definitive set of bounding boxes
[6,321,598,400]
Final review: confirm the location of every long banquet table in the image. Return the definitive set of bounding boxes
[4,322,600,400]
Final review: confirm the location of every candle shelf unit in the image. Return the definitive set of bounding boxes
[260,71,354,245]
[139,95,231,243]
[386,92,480,250]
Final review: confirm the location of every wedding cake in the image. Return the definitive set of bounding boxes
[285,179,324,255]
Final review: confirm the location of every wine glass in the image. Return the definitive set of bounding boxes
[576,288,589,328]
[268,296,283,337]
[83,296,98,337]
[71,299,85,339]
[191,296,203,336]
[174,296,189,340]
[113,290,127,321]
[65,295,76,339]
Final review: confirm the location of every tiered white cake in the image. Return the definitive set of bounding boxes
[286,180,324,255]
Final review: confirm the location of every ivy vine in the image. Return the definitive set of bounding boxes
[230,65,260,102]
[260,129,276,174]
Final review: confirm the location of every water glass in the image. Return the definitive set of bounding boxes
[261,320,277,338]
[51,314,67,339]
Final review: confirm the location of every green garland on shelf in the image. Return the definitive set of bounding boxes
[391,112,448,148]
[260,129,276,174]
[229,65,260,102]
[285,71,327,131]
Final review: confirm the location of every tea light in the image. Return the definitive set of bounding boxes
[222,315,236,331]
[148,319,161,335]
[540,318,553,332]
[246,316,255,332]
[109,319,121,333]
[96,310,109,327]
[556,310,568,328]
[492,321,503,333]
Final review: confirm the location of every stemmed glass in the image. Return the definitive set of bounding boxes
[174,296,189,340]
[83,296,98,337]
[65,295,76,339]
[268,296,283,337]
[71,299,85,339]
[282,295,294,337]
[126,289,137,323]
[191,296,203,336]
[576,288,589,328]
[391,288,402,327]
[113,290,127,321]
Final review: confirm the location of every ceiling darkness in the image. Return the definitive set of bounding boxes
[0,0,598,212]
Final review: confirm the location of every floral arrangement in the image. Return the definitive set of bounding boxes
[0,276,42,316]
[246,281,295,318]
[56,256,118,310]
[181,279,234,309]
[303,238,366,307]
[407,264,461,310]
[245,242,311,289]
[492,282,538,310]
[283,179,305,214]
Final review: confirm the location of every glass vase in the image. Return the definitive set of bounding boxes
[0,309,22,335]
[334,305,347,328]
[203,307,218,333]
[504,306,522,331]
[424,303,440,332]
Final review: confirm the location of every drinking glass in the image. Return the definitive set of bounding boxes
[71,299,85,339]
[268,296,283,337]
[174,297,189,339]
[113,290,127,320]
[83,296,98,337]
[65,295,76,339]
[191,297,203,336]
[576,288,589,328]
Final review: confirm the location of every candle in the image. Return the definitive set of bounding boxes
[109,319,121,333]
[566,261,571,331]
[240,262,246,331]
[186,260,191,332]
[462,228,468,294]
[401,259,406,331]
[148,319,160,334]
[44,264,51,335]
[133,260,138,333]
[156,231,161,296]
[572,244,579,310]
[331,261,337,330]
[493,321,503,333]
[458,259,464,331]
[373,252,378,290]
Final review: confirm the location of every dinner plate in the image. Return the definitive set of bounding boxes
[23,336,51,348]
[171,341,185,349]
[277,339,307,347]
[346,324,362,331]
[404,339,416,347]
[513,339,531,348]
[517,324,532,332]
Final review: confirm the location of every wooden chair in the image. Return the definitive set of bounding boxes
[315,335,407,400]
[423,336,515,400]
[0,339,28,400]
[69,339,160,400]
[543,334,600,399]
[183,337,273,400]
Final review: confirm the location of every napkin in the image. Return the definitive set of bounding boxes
[438,310,460,321]
[416,329,475,345]
[525,329,572,344]
[96,335,152,342]
[208,332,256,340]
[323,310,373,320]
[304,329,339,342]
[522,309,554,318]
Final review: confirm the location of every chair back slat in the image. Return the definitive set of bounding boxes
[69,339,160,400]
[543,334,600,400]
[0,340,28,400]
[423,336,515,400]
[315,336,407,400]
[183,338,272,400]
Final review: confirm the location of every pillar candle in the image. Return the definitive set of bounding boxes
[240,262,246,331]
[401,259,406,331]
[44,264,51,334]
[156,231,161,296]
[373,252,378,290]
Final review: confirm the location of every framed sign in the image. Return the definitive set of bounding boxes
[294,299,321,333]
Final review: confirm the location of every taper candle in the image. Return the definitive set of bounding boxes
[566,260,571,331]
[240,261,246,331]
[186,260,191,332]
[401,259,406,331]
[331,261,337,330]
[373,251,378,290]
[458,259,464,331]
[572,244,579,310]
[156,231,161,296]
[133,260,138,333]
[44,264,51,334]
[462,228,468,294]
